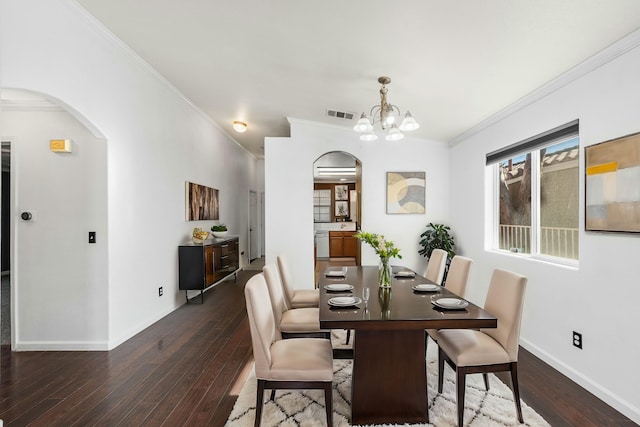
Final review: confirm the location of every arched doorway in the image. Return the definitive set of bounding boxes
[1,88,108,350]
[312,151,362,273]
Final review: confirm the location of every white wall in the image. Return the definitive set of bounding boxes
[2,109,108,349]
[450,39,640,422]
[0,0,258,349]
[265,118,450,289]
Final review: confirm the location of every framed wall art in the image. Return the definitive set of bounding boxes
[386,172,425,214]
[334,184,349,201]
[186,181,219,221]
[585,131,640,232]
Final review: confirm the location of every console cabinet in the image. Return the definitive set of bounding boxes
[178,236,239,303]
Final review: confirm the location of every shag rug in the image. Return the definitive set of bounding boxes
[225,331,551,426]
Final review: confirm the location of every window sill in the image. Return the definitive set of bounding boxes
[490,249,579,270]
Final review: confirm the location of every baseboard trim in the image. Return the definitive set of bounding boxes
[14,340,109,351]
[521,338,640,424]
[108,303,180,350]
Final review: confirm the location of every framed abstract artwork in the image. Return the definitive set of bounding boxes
[386,172,425,214]
[186,181,219,221]
[585,132,640,232]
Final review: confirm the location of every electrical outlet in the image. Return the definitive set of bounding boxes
[572,331,582,349]
[158,286,163,297]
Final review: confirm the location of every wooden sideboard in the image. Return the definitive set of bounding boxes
[178,236,239,303]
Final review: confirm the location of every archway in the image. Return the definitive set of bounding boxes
[312,151,362,274]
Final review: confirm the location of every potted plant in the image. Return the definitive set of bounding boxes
[418,223,456,281]
[211,224,228,238]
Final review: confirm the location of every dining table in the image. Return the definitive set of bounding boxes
[318,265,497,425]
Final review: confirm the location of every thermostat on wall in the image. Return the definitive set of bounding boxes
[50,139,73,153]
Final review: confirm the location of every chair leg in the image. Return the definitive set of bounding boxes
[270,389,276,401]
[255,379,265,427]
[483,373,490,390]
[456,368,467,427]
[438,347,445,393]
[323,382,333,427]
[345,329,351,345]
[510,362,524,423]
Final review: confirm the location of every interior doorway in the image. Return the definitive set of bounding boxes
[312,151,362,271]
[1,140,11,347]
[249,190,259,262]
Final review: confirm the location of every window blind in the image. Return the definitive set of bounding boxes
[485,119,579,165]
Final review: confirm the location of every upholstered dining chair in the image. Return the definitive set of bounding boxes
[435,268,528,427]
[263,264,330,339]
[245,273,334,427]
[424,248,448,285]
[426,255,473,343]
[277,254,319,308]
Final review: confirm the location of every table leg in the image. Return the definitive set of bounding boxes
[351,329,428,425]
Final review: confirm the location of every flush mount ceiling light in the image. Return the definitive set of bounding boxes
[317,166,356,176]
[353,76,420,141]
[232,120,248,133]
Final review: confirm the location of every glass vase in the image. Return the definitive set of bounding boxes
[378,257,392,288]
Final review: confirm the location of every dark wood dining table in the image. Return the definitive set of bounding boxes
[318,265,497,425]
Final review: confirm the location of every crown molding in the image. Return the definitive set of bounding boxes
[449,27,640,147]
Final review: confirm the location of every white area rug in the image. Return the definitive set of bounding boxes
[225,331,551,426]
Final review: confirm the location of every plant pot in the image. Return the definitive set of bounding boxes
[212,231,228,238]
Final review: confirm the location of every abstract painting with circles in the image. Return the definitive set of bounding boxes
[386,172,426,214]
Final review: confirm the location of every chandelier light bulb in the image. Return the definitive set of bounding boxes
[353,113,373,132]
[360,131,378,141]
[385,125,404,141]
[399,111,420,132]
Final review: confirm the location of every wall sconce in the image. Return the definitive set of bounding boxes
[50,139,73,153]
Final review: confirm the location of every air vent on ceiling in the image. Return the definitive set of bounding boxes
[327,109,355,121]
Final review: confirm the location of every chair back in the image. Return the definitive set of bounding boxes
[482,269,527,361]
[263,264,288,326]
[276,254,296,307]
[444,255,473,297]
[245,273,280,379]
[425,248,447,285]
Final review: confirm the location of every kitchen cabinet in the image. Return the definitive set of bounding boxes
[329,231,357,258]
[178,236,239,303]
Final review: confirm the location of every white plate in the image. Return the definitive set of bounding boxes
[432,297,469,309]
[324,284,354,292]
[325,268,347,277]
[395,271,416,278]
[328,296,362,307]
[412,284,440,292]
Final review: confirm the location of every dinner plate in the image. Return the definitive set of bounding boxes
[431,297,469,309]
[325,268,347,277]
[395,271,416,278]
[324,284,354,292]
[328,296,362,307]
[412,284,440,292]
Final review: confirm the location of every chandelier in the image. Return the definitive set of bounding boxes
[353,76,420,141]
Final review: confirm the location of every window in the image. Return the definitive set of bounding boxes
[488,120,580,261]
[313,189,331,222]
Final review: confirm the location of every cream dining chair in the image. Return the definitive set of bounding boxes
[245,273,334,427]
[424,248,448,285]
[277,254,319,308]
[426,255,473,343]
[263,264,330,339]
[435,268,527,427]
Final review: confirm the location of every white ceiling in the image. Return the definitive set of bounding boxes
[64,1,640,158]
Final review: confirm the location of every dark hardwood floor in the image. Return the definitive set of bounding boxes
[0,269,636,426]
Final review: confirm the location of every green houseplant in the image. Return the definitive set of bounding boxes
[211,224,228,237]
[419,223,456,281]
